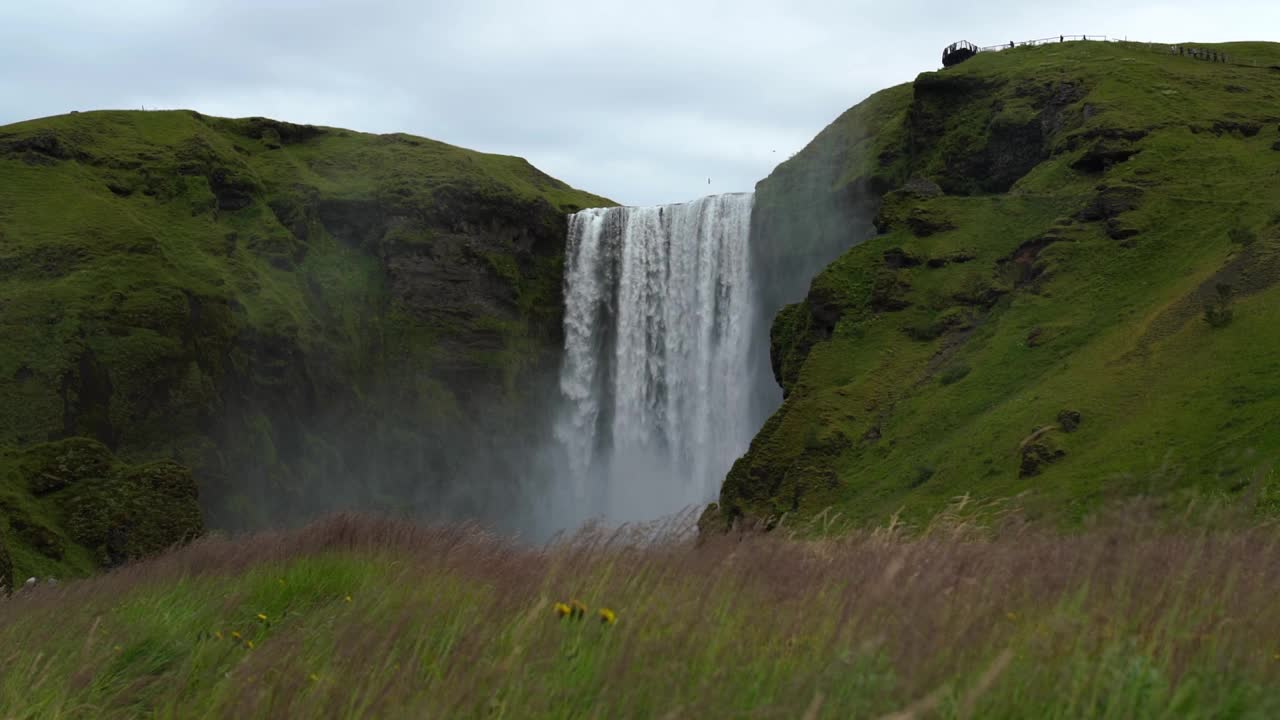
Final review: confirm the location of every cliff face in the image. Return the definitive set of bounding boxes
[717,41,1280,529]
[0,110,611,577]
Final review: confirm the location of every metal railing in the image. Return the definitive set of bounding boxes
[978,35,1107,52]
[945,35,1275,70]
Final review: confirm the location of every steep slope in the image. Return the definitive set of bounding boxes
[0,110,610,579]
[716,40,1280,529]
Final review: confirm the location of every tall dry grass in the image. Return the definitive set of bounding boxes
[2,503,1280,718]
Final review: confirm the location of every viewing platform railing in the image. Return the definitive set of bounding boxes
[941,35,1276,70]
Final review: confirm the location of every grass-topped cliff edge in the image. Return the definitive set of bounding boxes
[716,40,1280,530]
[0,110,611,581]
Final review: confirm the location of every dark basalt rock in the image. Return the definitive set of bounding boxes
[1072,138,1140,172]
[1020,442,1066,477]
[235,117,325,146]
[1,131,88,163]
[1058,410,1083,433]
[927,251,976,268]
[906,208,956,237]
[883,248,923,269]
[1077,185,1143,222]
[0,538,11,595]
[870,271,912,312]
[900,176,944,198]
[1212,120,1262,137]
[1106,222,1141,241]
[1000,234,1066,287]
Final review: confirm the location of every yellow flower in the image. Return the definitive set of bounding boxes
[113,645,122,652]
[257,613,269,622]
[570,600,587,620]
[344,595,352,603]
[554,602,572,618]
[598,608,617,625]
[214,631,224,641]
[231,631,242,640]
[309,673,319,682]
[246,640,254,649]
[1006,612,1018,621]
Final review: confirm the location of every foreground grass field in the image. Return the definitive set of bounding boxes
[3,508,1280,719]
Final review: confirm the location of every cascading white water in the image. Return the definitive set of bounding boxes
[557,193,756,524]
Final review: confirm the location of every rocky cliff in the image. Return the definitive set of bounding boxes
[0,110,610,578]
[715,40,1280,529]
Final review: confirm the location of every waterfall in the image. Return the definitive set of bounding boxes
[556,193,757,524]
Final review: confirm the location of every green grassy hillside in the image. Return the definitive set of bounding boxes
[716,40,1280,529]
[0,110,611,581]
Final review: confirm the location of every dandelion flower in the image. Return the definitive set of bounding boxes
[554,602,572,618]
[570,600,587,620]
[231,631,242,640]
[598,608,617,625]
[257,613,268,622]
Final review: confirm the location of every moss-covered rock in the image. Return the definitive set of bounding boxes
[62,459,202,567]
[21,438,114,495]
[0,438,202,575]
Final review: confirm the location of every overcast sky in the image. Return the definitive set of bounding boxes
[2,1,1275,205]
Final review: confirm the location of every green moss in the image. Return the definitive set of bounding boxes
[0,438,201,578]
[724,40,1280,528]
[62,459,203,565]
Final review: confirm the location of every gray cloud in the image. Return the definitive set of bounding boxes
[3,0,1275,205]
